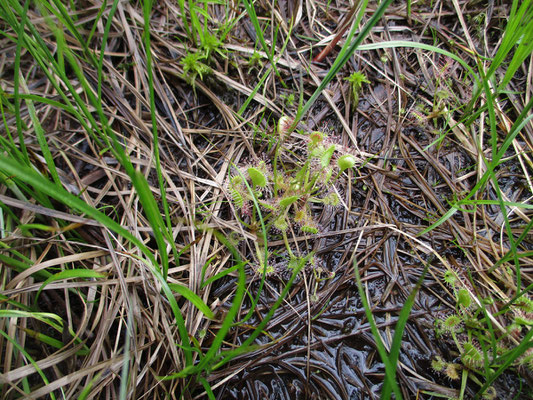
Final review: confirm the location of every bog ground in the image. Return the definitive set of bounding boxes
[0,1,532,399]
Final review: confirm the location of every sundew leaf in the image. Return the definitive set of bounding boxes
[258,199,277,211]
[274,216,289,231]
[337,154,356,172]
[320,145,336,167]
[301,224,318,234]
[293,164,308,184]
[230,186,245,208]
[279,195,299,207]
[247,167,267,187]
[457,289,472,308]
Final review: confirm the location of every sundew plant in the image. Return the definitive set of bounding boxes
[228,117,358,274]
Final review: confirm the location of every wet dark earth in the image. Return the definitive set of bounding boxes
[209,263,527,399]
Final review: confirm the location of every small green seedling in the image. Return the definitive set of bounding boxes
[345,71,370,108]
[181,51,211,88]
[248,51,263,70]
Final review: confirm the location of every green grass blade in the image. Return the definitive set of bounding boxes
[0,310,63,330]
[0,253,52,280]
[212,253,310,371]
[35,269,107,306]
[167,283,214,319]
[0,294,32,311]
[176,0,192,41]
[477,327,533,397]
[21,326,89,355]
[0,155,156,266]
[192,229,246,373]
[42,0,94,63]
[238,66,273,116]
[142,0,177,278]
[490,218,533,272]
[0,156,197,362]
[0,89,25,162]
[294,0,394,126]
[198,376,216,400]
[19,75,61,186]
[353,258,403,399]
[150,263,195,365]
[77,371,104,400]
[119,310,133,400]
[333,0,368,67]
[201,260,246,288]
[0,329,56,400]
[97,0,121,102]
[11,0,31,165]
[421,98,533,234]
[357,41,480,86]
[469,0,533,108]
[188,0,202,47]
[418,206,459,235]
[381,261,429,398]
[241,0,284,85]
[131,170,170,276]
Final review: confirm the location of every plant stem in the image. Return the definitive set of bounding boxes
[282,231,296,259]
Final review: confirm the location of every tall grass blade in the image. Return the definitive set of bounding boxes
[420,98,533,234]
[34,269,107,306]
[353,258,403,399]
[0,310,63,330]
[213,253,309,371]
[468,0,533,110]
[11,0,31,165]
[167,283,215,319]
[142,0,178,278]
[0,329,56,400]
[19,74,61,186]
[0,156,199,365]
[97,0,121,102]
[195,229,246,372]
[381,260,429,398]
[476,327,533,398]
[294,0,394,126]
[242,0,284,85]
